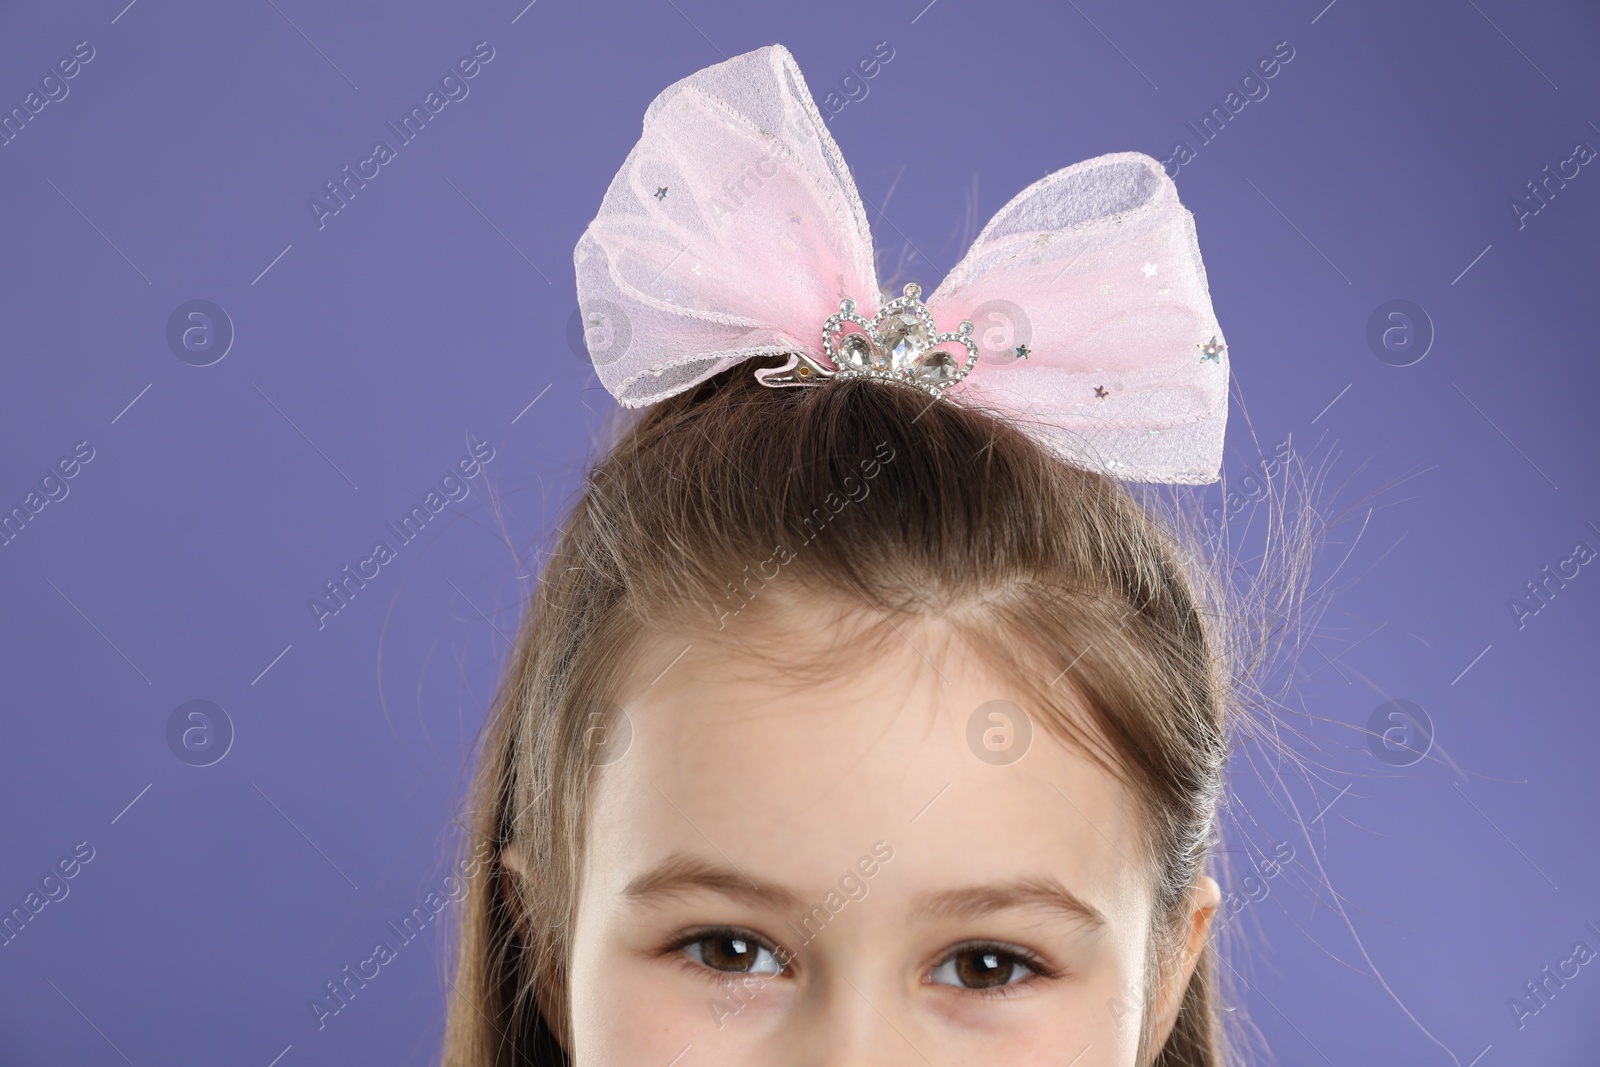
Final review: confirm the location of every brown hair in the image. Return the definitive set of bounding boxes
[442,363,1282,1066]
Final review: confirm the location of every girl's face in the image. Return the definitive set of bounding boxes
[558,608,1215,1066]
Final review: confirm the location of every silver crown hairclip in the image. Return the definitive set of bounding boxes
[756,283,980,401]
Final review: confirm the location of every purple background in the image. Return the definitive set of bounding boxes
[2,0,1597,1064]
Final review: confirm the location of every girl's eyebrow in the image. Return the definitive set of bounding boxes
[622,852,807,911]
[622,855,1106,929]
[911,877,1108,930]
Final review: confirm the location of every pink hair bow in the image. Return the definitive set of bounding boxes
[573,43,1229,483]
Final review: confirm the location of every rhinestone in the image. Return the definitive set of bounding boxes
[915,348,961,383]
[837,332,877,372]
[903,282,922,300]
[840,297,855,314]
[879,310,929,369]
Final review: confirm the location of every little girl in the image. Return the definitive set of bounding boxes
[444,44,1258,1066]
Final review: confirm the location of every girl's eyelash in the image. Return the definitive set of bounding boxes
[662,926,792,977]
[928,940,1065,1000]
[938,939,1064,978]
[663,925,782,954]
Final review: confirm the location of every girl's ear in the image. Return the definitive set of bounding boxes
[1148,873,1221,1051]
[499,843,573,1053]
[499,841,530,926]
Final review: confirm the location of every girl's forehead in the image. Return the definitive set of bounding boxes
[588,616,1153,924]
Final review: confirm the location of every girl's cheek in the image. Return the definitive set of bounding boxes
[919,984,1052,1031]
[916,980,1143,1063]
[577,956,795,1062]
[572,966,702,1066]
[699,974,794,1033]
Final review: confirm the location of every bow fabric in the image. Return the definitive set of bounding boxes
[573,43,1230,483]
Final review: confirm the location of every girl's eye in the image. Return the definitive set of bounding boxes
[682,932,785,975]
[929,946,1037,990]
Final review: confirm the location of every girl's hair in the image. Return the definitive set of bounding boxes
[443,364,1271,1066]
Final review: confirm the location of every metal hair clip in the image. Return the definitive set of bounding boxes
[754,283,979,401]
